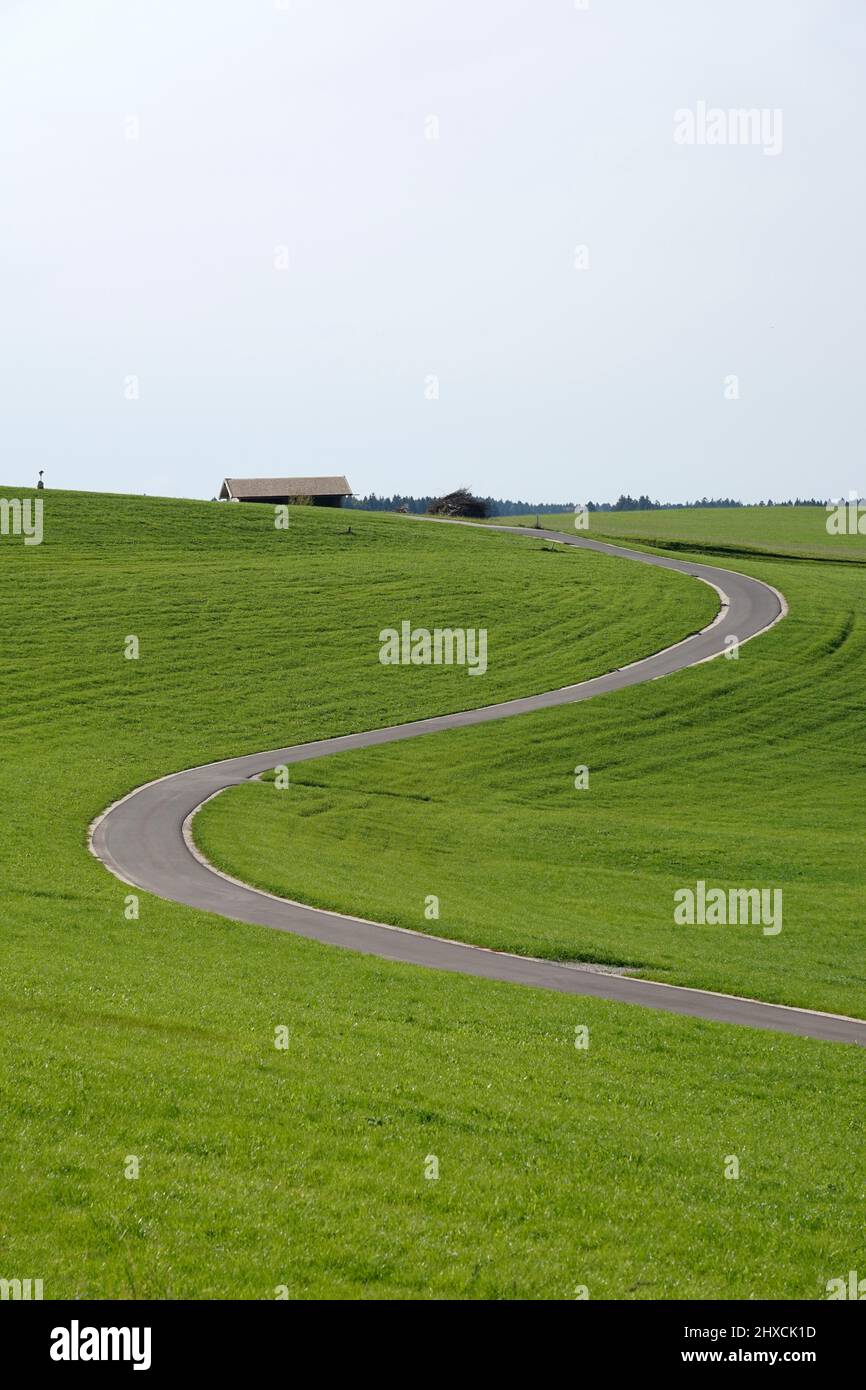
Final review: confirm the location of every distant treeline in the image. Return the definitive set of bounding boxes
[588,494,828,511]
[346,492,829,515]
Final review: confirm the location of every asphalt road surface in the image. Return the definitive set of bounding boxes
[89,523,866,1046]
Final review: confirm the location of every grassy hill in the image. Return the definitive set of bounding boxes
[2,487,864,1299]
[197,526,866,1016]
[510,504,866,563]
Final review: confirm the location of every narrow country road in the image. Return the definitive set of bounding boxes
[90,523,865,1046]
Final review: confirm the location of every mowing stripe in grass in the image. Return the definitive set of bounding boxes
[88,524,866,1046]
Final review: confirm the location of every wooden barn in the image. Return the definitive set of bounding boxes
[219,476,353,507]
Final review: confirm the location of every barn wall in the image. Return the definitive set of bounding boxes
[236,494,345,507]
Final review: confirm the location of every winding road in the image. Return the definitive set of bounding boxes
[89,523,866,1047]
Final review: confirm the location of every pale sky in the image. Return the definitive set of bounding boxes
[1,0,863,503]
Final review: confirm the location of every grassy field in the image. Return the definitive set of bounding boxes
[2,487,864,1299]
[197,508,866,1018]
[506,504,866,563]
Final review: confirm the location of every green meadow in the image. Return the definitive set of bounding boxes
[199,508,866,1018]
[1,487,863,1299]
[512,502,866,563]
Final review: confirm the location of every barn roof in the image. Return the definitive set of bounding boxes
[221,476,352,499]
